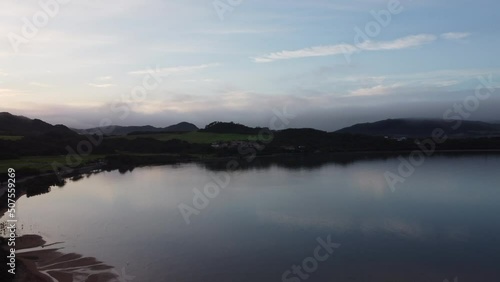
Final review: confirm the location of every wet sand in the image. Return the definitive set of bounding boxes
[14,235,119,282]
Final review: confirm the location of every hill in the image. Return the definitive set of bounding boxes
[165,122,199,132]
[336,118,500,138]
[0,112,76,137]
[74,122,198,136]
[200,121,263,134]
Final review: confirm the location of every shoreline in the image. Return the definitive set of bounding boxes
[3,148,500,197]
[2,148,500,218]
[7,235,118,282]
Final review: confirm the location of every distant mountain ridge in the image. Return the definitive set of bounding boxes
[336,118,500,138]
[0,112,76,137]
[74,122,199,136]
[3,111,500,139]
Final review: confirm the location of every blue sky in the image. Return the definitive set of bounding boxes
[1,0,499,130]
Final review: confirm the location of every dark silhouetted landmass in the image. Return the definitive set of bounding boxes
[2,113,500,173]
[200,121,264,134]
[73,122,199,136]
[336,118,500,138]
[0,112,76,137]
[165,122,199,132]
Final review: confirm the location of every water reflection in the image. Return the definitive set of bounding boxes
[3,153,500,281]
[200,152,402,171]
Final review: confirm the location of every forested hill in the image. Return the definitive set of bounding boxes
[336,119,500,138]
[73,122,199,136]
[0,112,76,137]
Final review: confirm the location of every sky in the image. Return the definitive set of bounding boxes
[0,0,499,131]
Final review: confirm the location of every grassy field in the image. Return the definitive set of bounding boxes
[0,136,23,141]
[112,132,256,144]
[0,155,105,173]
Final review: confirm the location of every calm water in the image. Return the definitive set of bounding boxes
[4,154,500,281]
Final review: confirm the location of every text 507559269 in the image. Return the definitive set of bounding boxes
[6,168,16,275]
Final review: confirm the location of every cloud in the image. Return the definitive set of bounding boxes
[253,34,437,63]
[253,44,357,63]
[358,34,437,51]
[3,87,500,131]
[181,78,216,83]
[198,28,288,35]
[431,80,459,87]
[347,84,400,97]
[129,63,220,76]
[88,83,115,88]
[441,32,470,40]
[29,82,51,88]
[0,88,17,97]
[87,77,113,88]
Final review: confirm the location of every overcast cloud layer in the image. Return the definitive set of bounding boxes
[1,0,499,131]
